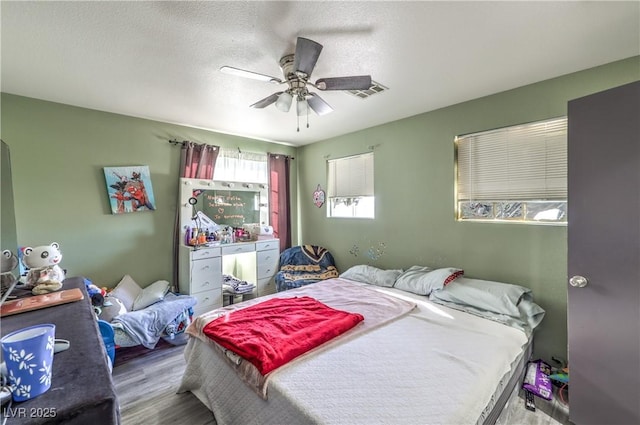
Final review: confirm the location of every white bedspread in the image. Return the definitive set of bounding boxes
[178,279,529,425]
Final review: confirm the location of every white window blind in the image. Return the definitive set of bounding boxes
[457,117,567,201]
[327,152,374,197]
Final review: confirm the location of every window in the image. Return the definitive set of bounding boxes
[456,117,567,224]
[213,148,268,183]
[327,152,374,218]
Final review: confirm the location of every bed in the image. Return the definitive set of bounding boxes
[178,266,544,425]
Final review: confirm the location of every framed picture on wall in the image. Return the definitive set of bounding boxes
[103,165,156,214]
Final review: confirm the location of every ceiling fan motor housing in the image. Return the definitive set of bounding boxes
[279,54,309,97]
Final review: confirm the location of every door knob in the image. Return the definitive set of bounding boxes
[569,275,588,288]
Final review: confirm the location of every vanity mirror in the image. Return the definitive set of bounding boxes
[179,178,268,243]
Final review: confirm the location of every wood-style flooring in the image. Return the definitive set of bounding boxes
[112,343,215,425]
[112,343,570,425]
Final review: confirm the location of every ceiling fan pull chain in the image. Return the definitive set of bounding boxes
[297,114,300,132]
[307,107,310,128]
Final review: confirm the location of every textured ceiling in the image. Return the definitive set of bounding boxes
[1,1,638,146]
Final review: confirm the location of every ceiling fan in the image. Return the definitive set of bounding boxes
[220,37,372,131]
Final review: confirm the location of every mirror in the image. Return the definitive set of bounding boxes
[179,178,268,245]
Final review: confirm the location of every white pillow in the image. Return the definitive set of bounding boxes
[429,277,529,317]
[132,280,170,310]
[340,265,403,287]
[393,266,463,295]
[109,275,143,311]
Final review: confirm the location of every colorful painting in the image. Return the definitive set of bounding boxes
[103,166,156,214]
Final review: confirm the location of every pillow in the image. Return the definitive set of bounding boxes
[429,277,530,317]
[340,265,403,287]
[132,279,170,311]
[99,296,127,322]
[393,266,463,295]
[109,275,143,311]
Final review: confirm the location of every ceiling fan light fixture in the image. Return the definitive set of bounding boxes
[296,97,309,116]
[275,92,293,112]
[222,36,372,129]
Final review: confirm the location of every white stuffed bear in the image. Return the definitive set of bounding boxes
[23,242,66,295]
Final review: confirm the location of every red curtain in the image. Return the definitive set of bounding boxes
[268,153,292,252]
[173,142,220,291]
[180,142,219,179]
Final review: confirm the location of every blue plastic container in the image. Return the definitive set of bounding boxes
[97,320,116,368]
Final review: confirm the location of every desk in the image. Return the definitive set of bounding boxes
[1,277,120,424]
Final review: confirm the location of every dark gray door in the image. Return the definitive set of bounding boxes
[567,81,640,425]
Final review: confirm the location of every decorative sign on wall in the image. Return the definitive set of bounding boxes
[104,165,156,214]
[313,184,325,208]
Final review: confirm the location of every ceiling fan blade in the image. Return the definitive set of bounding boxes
[307,93,333,116]
[220,66,282,84]
[292,37,323,77]
[250,92,283,109]
[315,75,372,91]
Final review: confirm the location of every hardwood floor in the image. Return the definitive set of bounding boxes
[112,343,569,425]
[112,343,215,425]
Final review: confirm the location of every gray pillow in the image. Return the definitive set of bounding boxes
[132,279,170,310]
[429,277,530,317]
[393,266,463,295]
[109,275,142,311]
[340,265,403,287]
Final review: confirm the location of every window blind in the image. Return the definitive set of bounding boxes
[327,152,374,197]
[457,117,567,201]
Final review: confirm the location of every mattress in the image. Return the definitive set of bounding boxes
[178,280,531,425]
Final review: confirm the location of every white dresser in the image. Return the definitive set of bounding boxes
[254,239,280,297]
[178,239,280,316]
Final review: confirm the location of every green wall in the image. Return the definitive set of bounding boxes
[2,57,638,361]
[296,56,640,361]
[0,96,297,288]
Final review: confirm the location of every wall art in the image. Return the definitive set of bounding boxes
[313,184,325,208]
[104,165,156,214]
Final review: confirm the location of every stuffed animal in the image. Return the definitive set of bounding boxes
[23,242,65,295]
[84,278,107,307]
[1,249,19,293]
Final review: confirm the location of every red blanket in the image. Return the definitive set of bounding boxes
[203,296,364,375]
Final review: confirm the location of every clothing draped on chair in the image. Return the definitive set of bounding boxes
[172,141,220,291]
[275,245,339,292]
[268,153,292,252]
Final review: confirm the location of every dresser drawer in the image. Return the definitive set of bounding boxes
[190,257,222,292]
[190,247,221,261]
[256,249,279,280]
[256,239,279,252]
[192,290,223,315]
[257,276,276,297]
[221,243,255,256]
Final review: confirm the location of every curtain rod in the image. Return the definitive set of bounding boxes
[269,153,295,160]
[169,140,294,159]
[168,139,219,150]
